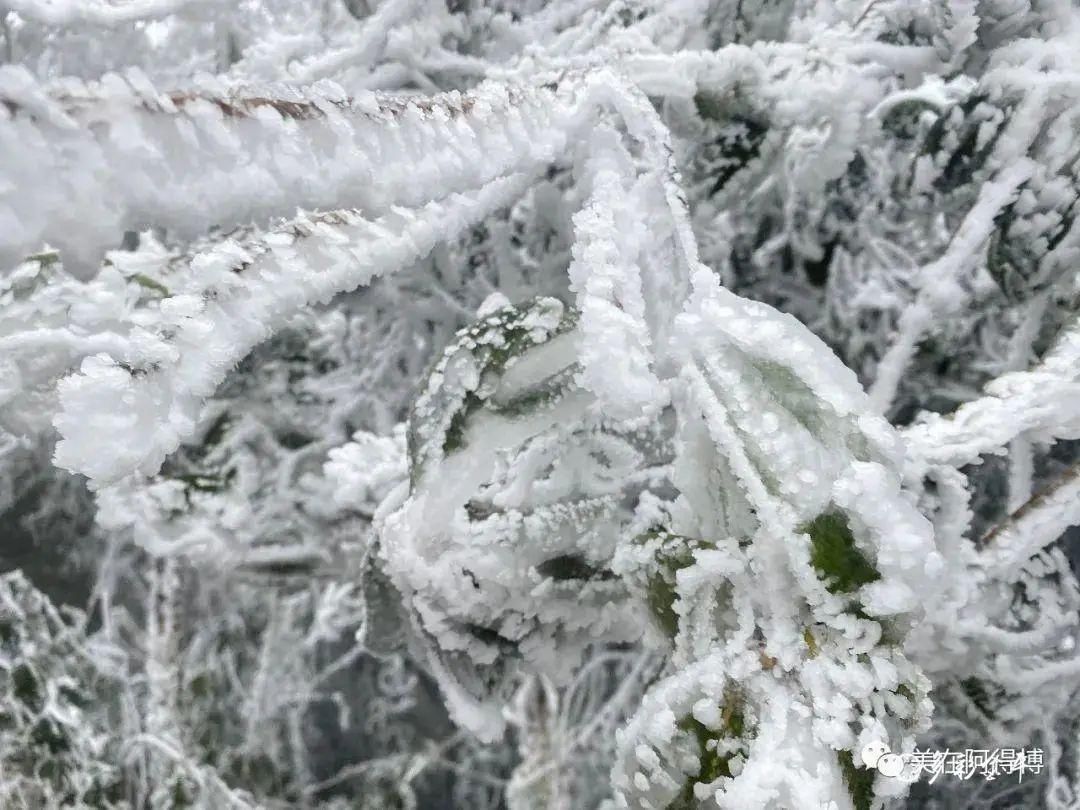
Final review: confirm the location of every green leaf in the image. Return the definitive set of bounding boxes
[535,554,612,582]
[667,691,751,809]
[636,529,715,638]
[801,512,879,594]
[838,749,875,810]
[407,297,579,483]
[131,272,171,298]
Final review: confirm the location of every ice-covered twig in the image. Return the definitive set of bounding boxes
[1006,293,1051,511]
[903,315,1080,467]
[0,66,575,273]
[869,159,1035,412]
[285,0,419,84]
[53,175,532,484]
[980,464,1080,579]
[2,0,218,27]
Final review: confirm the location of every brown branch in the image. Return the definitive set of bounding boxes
[981,463,1080,548]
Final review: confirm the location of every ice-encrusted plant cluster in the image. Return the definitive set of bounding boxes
[1,1,1080,808]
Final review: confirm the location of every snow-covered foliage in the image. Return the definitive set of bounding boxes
[0,571,120,807]
[2,1,1080,808]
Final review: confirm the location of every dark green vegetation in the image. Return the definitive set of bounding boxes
[802,512,879,594]
[636,529,717,639]
[838,749,876,810]
[407,297,579,483]
[667,692,751,810]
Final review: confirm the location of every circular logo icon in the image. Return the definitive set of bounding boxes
[860,742,919,782]
[860,741,889,770]
[877,753,905,778]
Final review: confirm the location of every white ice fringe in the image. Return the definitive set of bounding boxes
[903,315,1080,468]
[53,176,532,484]
[0,66,574,274]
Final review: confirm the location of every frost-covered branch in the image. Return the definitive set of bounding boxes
[904,315,1080,468]
[2,0,218,27]
[0,67,575,273]
[284,0,419,84]
[53,175,531,484]
[868,159,1035,412]
[981,465,1080,579]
